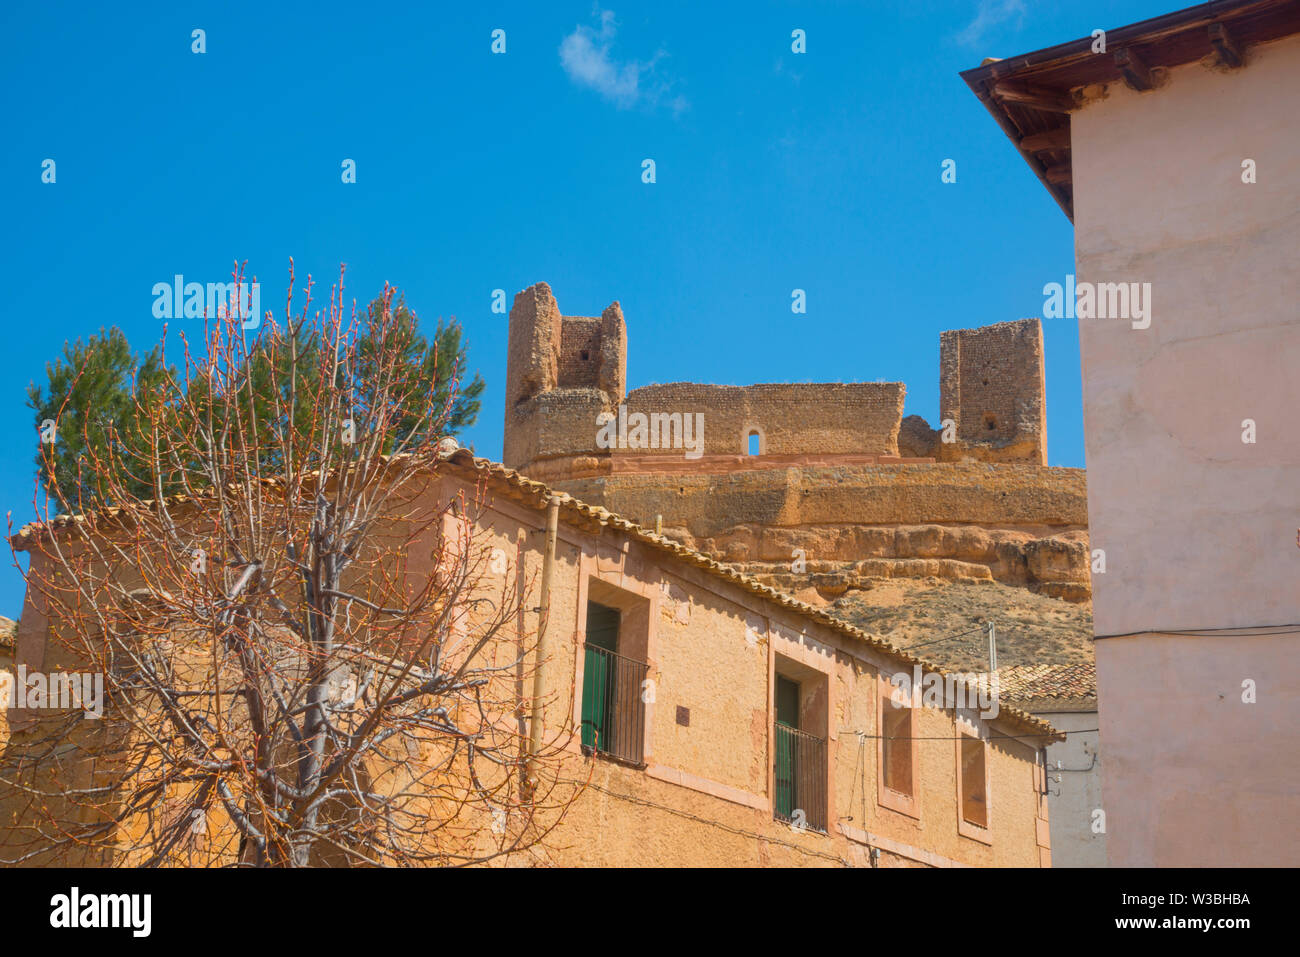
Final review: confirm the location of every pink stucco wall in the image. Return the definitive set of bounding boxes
[1071,33,1300,865]
[1095,633,1300,866]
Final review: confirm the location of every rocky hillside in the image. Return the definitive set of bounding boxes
[823,578,1093,674]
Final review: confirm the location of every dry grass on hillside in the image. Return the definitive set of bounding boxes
[827,578,1094,674]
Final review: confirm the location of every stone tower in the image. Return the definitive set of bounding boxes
[503,282,626,470]
[939,318,1047,465]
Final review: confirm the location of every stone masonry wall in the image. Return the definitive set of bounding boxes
[504,285,1047,473]
[504,282,909,468]
[622,381,905,457]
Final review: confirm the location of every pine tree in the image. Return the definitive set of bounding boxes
[27,327,172,510]
[28,290,484,511]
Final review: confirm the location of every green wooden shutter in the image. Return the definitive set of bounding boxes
[581,602,621,751]
[775,676,799,818]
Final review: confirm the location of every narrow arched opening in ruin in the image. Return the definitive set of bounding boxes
[747,431,761,456]
[983,413,998,432]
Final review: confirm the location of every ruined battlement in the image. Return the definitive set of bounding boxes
[500,283,1080,600]
[623,381,905,457]
[503,282,1048,474]
[503,283,626,470]
[941,319,1047,464]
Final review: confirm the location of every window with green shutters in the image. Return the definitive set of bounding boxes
[580,600,647,765]
[774,675,800,820]
[773,671,828,831]
[581,602,620,752]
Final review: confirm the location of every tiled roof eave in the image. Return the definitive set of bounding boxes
[441,450,1063,742]
[6,447,1065,742]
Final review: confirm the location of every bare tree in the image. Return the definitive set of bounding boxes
[3,262,579,866]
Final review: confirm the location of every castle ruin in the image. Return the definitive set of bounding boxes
[503,282,1090,603]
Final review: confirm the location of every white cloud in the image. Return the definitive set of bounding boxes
[955,0,1026,48]
[559,8,684,112]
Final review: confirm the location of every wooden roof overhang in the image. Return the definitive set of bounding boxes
[959,0,1300,222]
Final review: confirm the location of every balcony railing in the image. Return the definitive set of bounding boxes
[580,644,649,767]
[774,723,828,832]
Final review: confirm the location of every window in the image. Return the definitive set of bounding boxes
[773,675,800,819]
[877,673,920,818]
[580,594,649,766]
[960,735,988,827]
[772,663,827,832]
[747,431,761,455]
[882,706,913,795]
[957,728,991,840]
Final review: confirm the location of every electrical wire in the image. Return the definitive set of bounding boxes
[838,729,1098,740]
[566,778,852,866]
[1095,623,1300,639]
[899,624,987,652]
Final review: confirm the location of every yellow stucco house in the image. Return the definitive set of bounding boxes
[4,448,1059,867]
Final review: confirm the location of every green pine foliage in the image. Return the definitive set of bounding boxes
[28,293,485,512]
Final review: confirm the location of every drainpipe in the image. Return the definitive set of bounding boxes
[526,495,561,794]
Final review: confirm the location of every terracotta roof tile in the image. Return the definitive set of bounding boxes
[995,662,1096,703]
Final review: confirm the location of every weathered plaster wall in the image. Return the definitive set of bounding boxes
[1096,633,1300,866]
[0,468,1055,868]
[0,633,12,748]
[0,551,117,865]
[1072,33,1300,865]
[1072,34,1300,635]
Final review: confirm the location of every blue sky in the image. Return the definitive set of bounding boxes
[0,0,1180,615]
